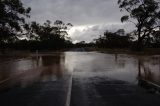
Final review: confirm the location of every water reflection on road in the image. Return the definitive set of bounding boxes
[0,52,160,88]
[65,52,160,86]
[0,53,66,89]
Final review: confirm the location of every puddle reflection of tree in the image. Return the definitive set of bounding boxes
[138,58,154,81]
[114,53,126,68]
[138,59,154,81]
[137,58,160,92]
[37,55,65,82]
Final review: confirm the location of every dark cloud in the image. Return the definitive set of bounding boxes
[22,0,122,25]
[22,0,133,42]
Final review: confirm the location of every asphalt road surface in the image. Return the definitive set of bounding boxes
[0,52,160,106]
[71,73,160,106]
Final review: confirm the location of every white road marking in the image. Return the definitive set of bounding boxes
[65,72,73,106]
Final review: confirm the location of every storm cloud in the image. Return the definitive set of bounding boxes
[22,0,134,42]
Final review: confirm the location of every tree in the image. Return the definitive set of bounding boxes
[30,20,72,41]
[0,0,31,43]
[27,20,73,50]
[95,29,131,48]
[118,0,160,50]
[53,20,73,39]
[116,29,125,36]
[152,29,160,47]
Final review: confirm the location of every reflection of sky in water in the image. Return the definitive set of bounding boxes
[138,56,160,85]
[0,54,66,88]
[0,58,37,80]
[0,52,160,88]
[64,52,160,85]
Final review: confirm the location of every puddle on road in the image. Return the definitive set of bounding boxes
[64,52,160,86]
[0,53,66,88]
[0,52,160,89]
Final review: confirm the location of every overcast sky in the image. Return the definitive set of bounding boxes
[22,0,134,43]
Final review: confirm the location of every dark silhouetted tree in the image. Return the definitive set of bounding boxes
[152,29,160,47]
[0,0,31,43]
[95,29,131,48]
[116,29,125,36]
[118,0,160,50]
[27,20,73,50]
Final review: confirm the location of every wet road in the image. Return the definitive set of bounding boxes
[0,53,71,106]
[0,52,160,106]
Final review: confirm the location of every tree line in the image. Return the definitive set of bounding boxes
[94,29,131,48]
[94,0,160,50]
[94,28,160,49]
[0,0,73,51]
